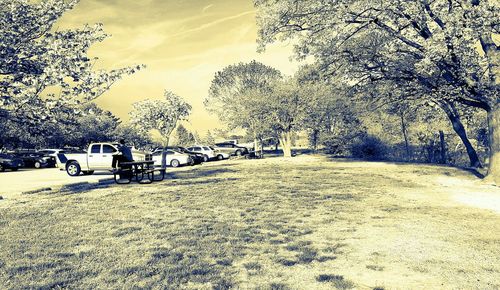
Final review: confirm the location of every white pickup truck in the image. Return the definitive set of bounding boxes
[59,143,151,176]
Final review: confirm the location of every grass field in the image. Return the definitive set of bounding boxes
[1,155,499,289]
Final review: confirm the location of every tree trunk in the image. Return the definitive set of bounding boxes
[439,101,482,168]
[400,114,410,160]
[280,131,292,158]
[161,137,170,169]
[259,136,264,158]
[448,112,482,168]
[487,104,500,184]
[311,129,319,153]
[439,130,446,164]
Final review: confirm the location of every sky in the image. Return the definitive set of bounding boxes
[57,0,300,135]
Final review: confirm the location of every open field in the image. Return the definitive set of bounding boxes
[0,155,499,289]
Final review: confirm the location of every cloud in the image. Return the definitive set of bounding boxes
[167,10,255,39]
[202,4,214,13]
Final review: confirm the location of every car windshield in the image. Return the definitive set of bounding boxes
[203,147,210,150]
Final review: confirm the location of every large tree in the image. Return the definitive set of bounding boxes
[205,60,282,151]
[0,0,142,147]
[255,0,499,182]
[130,91,191,168]
[267,78,314,157]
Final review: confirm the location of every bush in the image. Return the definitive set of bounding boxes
[350,136,388,161]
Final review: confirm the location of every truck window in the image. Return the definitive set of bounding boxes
[103,145,116,153]
[91,145,101,154]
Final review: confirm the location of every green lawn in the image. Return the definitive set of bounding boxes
[1,155,499,289]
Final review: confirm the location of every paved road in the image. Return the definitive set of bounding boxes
[0,168,114,198]
[0,163,214,199]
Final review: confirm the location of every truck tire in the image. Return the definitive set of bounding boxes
[66,161,81,176]
[34,161,42,169]
[203,155,209,162]
[235,150,242,156]
[171,159,180,168]
[0,164,4,172]
[217,154,224,160]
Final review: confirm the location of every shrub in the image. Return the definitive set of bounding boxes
[350,136,388,161]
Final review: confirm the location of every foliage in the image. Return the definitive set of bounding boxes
[255,0,499,180]
[113,123,152,150]
[0,102,120,149]
[175,124,196,147]
[0,0,143,149]
[204,130,215,145]
[206,60,282,140]
[130,91,191,145]
[350,135,388,161]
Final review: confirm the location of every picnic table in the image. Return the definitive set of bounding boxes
[113,160,166,184]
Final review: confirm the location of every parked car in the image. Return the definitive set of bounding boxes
[157,146,204,165]
[15,152,56,168]
[209,146,231,160]
[37,149,66,157]
[37,149,66,167]
[61,143,151,176]
[0,153,24,172]
[186,145,216,162]
[213,142,249,156]
[152,149,193,167]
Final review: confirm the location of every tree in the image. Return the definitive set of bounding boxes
[175,124,196,147]
[205,60,282,152]
[386,102,415,160]
[130,91,191,168]
[113,124,152,150]
[204,130,215,145]
[267,78,312,157]
[0,0,143,148]
[295,65,365,153]
[255,0,499,182]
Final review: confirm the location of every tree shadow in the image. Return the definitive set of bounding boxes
[170,168,238,180]
[324,155,487,179]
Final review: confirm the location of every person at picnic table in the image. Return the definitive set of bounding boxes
[112,139,133,169]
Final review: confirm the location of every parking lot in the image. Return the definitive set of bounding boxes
[0,168,109,198]
[0,163,219,200]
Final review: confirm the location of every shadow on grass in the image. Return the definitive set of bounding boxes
[171,178,240,187]
[324,155,486,179]
[170,168,237,180]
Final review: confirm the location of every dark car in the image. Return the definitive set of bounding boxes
[213,142,249,156]
[158,146,204,165]
[15,152,56,168]
[0,153,24,172]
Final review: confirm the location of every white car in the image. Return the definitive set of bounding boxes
[152,149,192,168]
[186,145,216,162]
[209,146,230,160]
